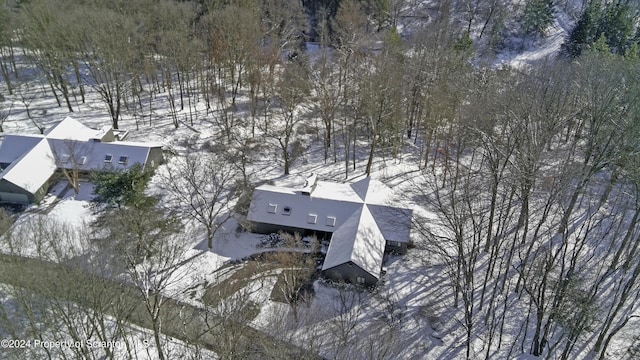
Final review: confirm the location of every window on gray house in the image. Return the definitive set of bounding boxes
[118,156,128,165]
[104,154,113,163]
[282,206,291,215]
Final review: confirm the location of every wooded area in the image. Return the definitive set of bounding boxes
[0,0,640,359]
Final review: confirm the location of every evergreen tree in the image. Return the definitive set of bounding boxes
[624,42,639,60]
[592,33,612,55]
[563,1,639,57]
[597,2,636,55]
[92,164,154,208]
[522,0,555,37]
[563,2,601,57]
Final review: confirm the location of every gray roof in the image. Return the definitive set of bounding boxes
[48,139,156,172]
[248,185,362,233]
[0,117,162,196]
[247,176,413,280]
[0,135,43,164]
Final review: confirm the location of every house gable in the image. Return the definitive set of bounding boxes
[0,138,56,195]
[322,261,379,286]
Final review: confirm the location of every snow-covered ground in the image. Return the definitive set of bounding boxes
[1,2,637,356]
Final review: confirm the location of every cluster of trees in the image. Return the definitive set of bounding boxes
[0,166,314,359]
[1,0,634,178]
[563,0,640,57]
[411,51,640,359]
[1,0,640,358]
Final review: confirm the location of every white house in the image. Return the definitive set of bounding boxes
[247,175,413,286]
[0,117,164,204]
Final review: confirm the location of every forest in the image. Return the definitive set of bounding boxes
[0,0,640,359]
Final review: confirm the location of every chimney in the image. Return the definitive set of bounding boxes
[300,173,318,195]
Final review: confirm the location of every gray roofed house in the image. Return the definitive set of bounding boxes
[0,117,164,204]
[247,175,413,286]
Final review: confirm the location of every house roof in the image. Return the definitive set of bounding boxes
[0,134,43,164]
[44,116,107,141]
[248,177,411,239]
[0,117,162,197]
[247,176,413,282]
[367,204,413,242]
[321,205,387,280]
[48,139,157,171]
[0,138,57,193]
[248,186,362,233]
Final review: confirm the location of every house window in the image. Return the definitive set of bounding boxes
[356,277,365,284]
[60,154,70,164]
[307,214,317,224]
[118,156,128,165]
[104,154,113,163]
[326,216,336,227]
[282,206,291,215]
[79,156,87,165]
[267,203,277,214]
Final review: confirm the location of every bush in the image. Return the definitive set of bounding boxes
[91,163,154,208]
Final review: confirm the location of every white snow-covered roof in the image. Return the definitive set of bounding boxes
[247,176,413,281]
[311,181,365,203]
[44,116,106,141]
[321,206,387,280]
[0,138,56,193]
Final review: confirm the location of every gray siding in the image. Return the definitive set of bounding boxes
[0,179,40,203]
[323,261,379,286]
[146,147,164,170]
[251,221,308,236]
[99,129,116,142]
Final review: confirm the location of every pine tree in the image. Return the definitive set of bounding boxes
[563,2,601,57]
[592,33,611,55]
[563,1,639,57]
[522,0,555,37]
[597,2,636,55]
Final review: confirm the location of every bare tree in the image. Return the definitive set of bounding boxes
[159,153,239,250]
[265,232,317,322]
[0,100,10,132]
[14,81,45,133]
[101,204,191,360]
[330,284,364,350]
[74,6,136,129]
[259,61,311,175]
[0,0,17,95]
[309,53,344,162]
[50,140,89,194]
